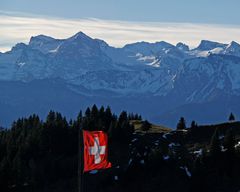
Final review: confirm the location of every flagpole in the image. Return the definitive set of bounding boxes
[78,121,84,192]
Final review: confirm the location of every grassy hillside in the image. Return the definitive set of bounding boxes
[130,120,172,133]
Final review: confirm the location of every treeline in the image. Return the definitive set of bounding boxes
[0,105,140,192]
[2,106,240,192]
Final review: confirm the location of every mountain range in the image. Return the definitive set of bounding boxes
[1,31,240,127]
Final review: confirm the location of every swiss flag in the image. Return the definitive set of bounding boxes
[83,130,112,172]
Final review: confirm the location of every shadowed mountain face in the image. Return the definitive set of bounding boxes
[1,32,240,127]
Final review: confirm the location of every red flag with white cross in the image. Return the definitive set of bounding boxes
[83,130,112,172]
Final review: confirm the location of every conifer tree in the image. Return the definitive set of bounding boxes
[85,107,91,118]
[119,111,128,123]
[91,104,99,119]
[224,129,235,154]
[99,106,105,121]
[77,110,82,122]
[139,115,142,120]
[224,128,236,177]
[177,117,186,130]
[105,106,113,128]
[191,121,197,129]
[229,112,235,121]
[210,128,221,158]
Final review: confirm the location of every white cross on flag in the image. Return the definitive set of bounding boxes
[83,130,112,172]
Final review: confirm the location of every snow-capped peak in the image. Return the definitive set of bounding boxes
[224,41,240,57]
[195,40,226,51]
[95,39,110,49]
[122,41,174,56]
[29,34,55,44]
[155,41,174,48]
[226,41,240,51]
[229,41,240,47]
[11,43,28,51]
[68,31,93,41]
[176,42,189,52]
[29,35,57,49]
[1,31,240,99]
[29,35,62,54]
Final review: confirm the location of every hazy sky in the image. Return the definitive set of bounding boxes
[1,0,240,52]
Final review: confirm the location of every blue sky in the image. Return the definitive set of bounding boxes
[0,0,240,52]
[1,0,240,24]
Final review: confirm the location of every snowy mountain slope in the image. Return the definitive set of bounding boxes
[1,32,240,97]
[1,32,240,127]
[0,43,50,81]
[29,35,63,54]
[194,40,227,51]
[224,41,240,57]
[188,40,240,58]
[170,54,240,103]
[0,32,184,96]
[69,68,174,96]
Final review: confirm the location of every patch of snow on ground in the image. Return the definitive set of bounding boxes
[177,129,188,132]
[163,155,170,160]
[49,45,60,53]
[235,141,240,148]
[128,158,133,165]
[89,170,98,174]
[18,62,26,67]
[221,145,227,152]
[210,47,224,54]
[169,143,180,148]
[163,133,170,139]
[185,167,191,177]
[193,149,203,156]
[131,138,138,142]
[219,135,224,140]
